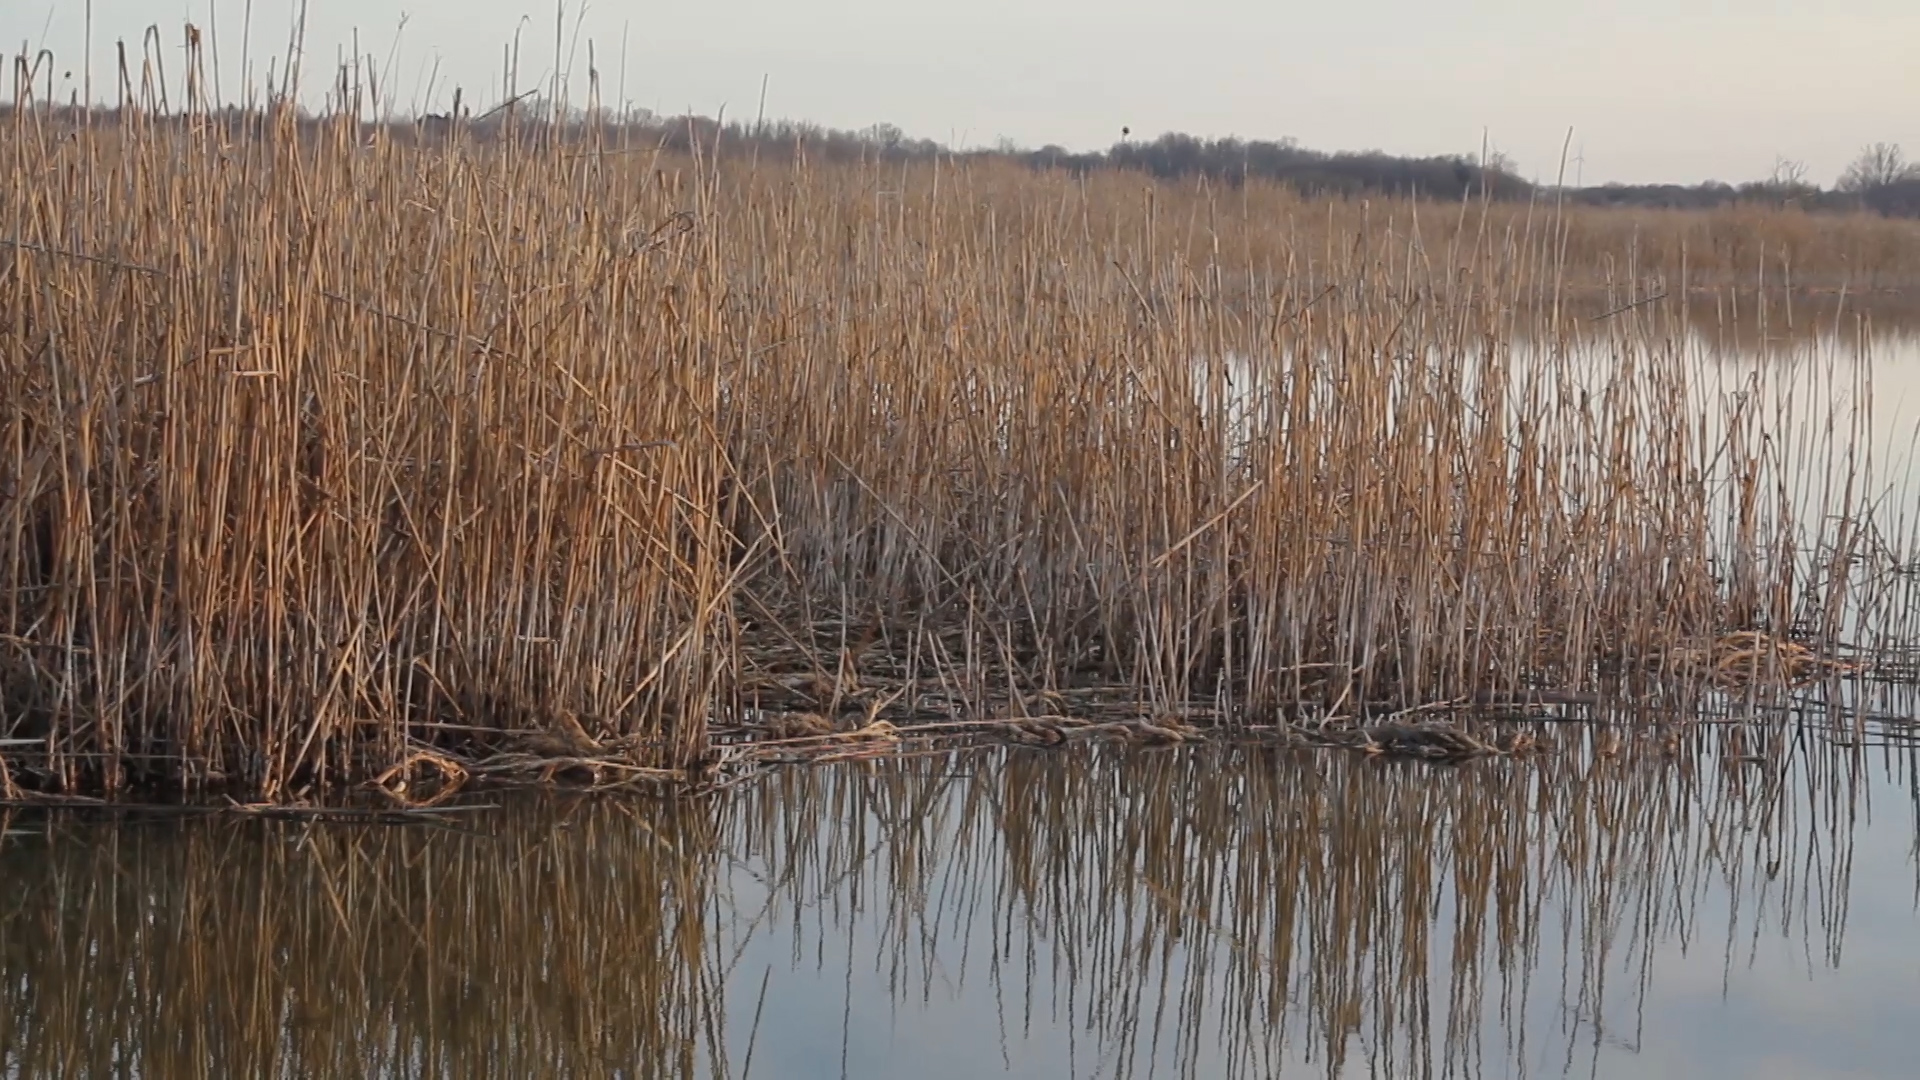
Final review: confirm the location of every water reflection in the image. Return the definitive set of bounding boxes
[5,720,1918,1079]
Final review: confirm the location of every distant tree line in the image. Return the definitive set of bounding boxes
[556,110,1920,217]
[533,109,1920,219]
[10,97,1919,219]
[1569,145,1920,216]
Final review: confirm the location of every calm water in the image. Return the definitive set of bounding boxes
[4,314,1920,1079]
[5,723,1920,1080]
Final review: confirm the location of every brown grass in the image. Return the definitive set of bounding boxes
[2,42,1915,801]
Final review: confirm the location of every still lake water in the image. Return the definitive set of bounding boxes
[4,314,1919,1079]
[5,733,1920,1079]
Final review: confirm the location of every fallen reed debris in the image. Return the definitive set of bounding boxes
[1654,630,1860,689]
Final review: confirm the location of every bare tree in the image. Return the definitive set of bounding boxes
[861,122,904,152]
[1769,156,1809,188]
[1837,142,1917,192]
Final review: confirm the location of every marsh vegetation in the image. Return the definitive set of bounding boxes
[3,37,1920,803]
[6,25,1920,1080]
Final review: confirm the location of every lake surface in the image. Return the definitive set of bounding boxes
[5,720,1920,1080]
[5,314,1920,1079]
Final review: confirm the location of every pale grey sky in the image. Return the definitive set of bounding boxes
[7,1,1918,186]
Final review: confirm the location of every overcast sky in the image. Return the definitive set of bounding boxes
[7,1,1918,187]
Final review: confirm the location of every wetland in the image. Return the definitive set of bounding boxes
[6,40,1920,1076]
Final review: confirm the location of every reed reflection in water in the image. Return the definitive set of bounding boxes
[5,714,1919,1079]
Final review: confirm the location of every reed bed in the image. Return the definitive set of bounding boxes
[926,156,1920,293]
[3,43,1918,801]
[2,86,735,798]
[1,724,1899,1078]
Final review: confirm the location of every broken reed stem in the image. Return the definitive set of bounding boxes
[1,44,1916,801]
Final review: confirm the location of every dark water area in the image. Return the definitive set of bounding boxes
[6,724,1920,1079]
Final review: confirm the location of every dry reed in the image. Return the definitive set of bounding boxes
[3,36,1917,801]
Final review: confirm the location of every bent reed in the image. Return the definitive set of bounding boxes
[3,50,1916,802]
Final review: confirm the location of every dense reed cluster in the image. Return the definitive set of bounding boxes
[3,53,1917,800]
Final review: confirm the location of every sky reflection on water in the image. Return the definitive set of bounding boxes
[4,728,1919,1079]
